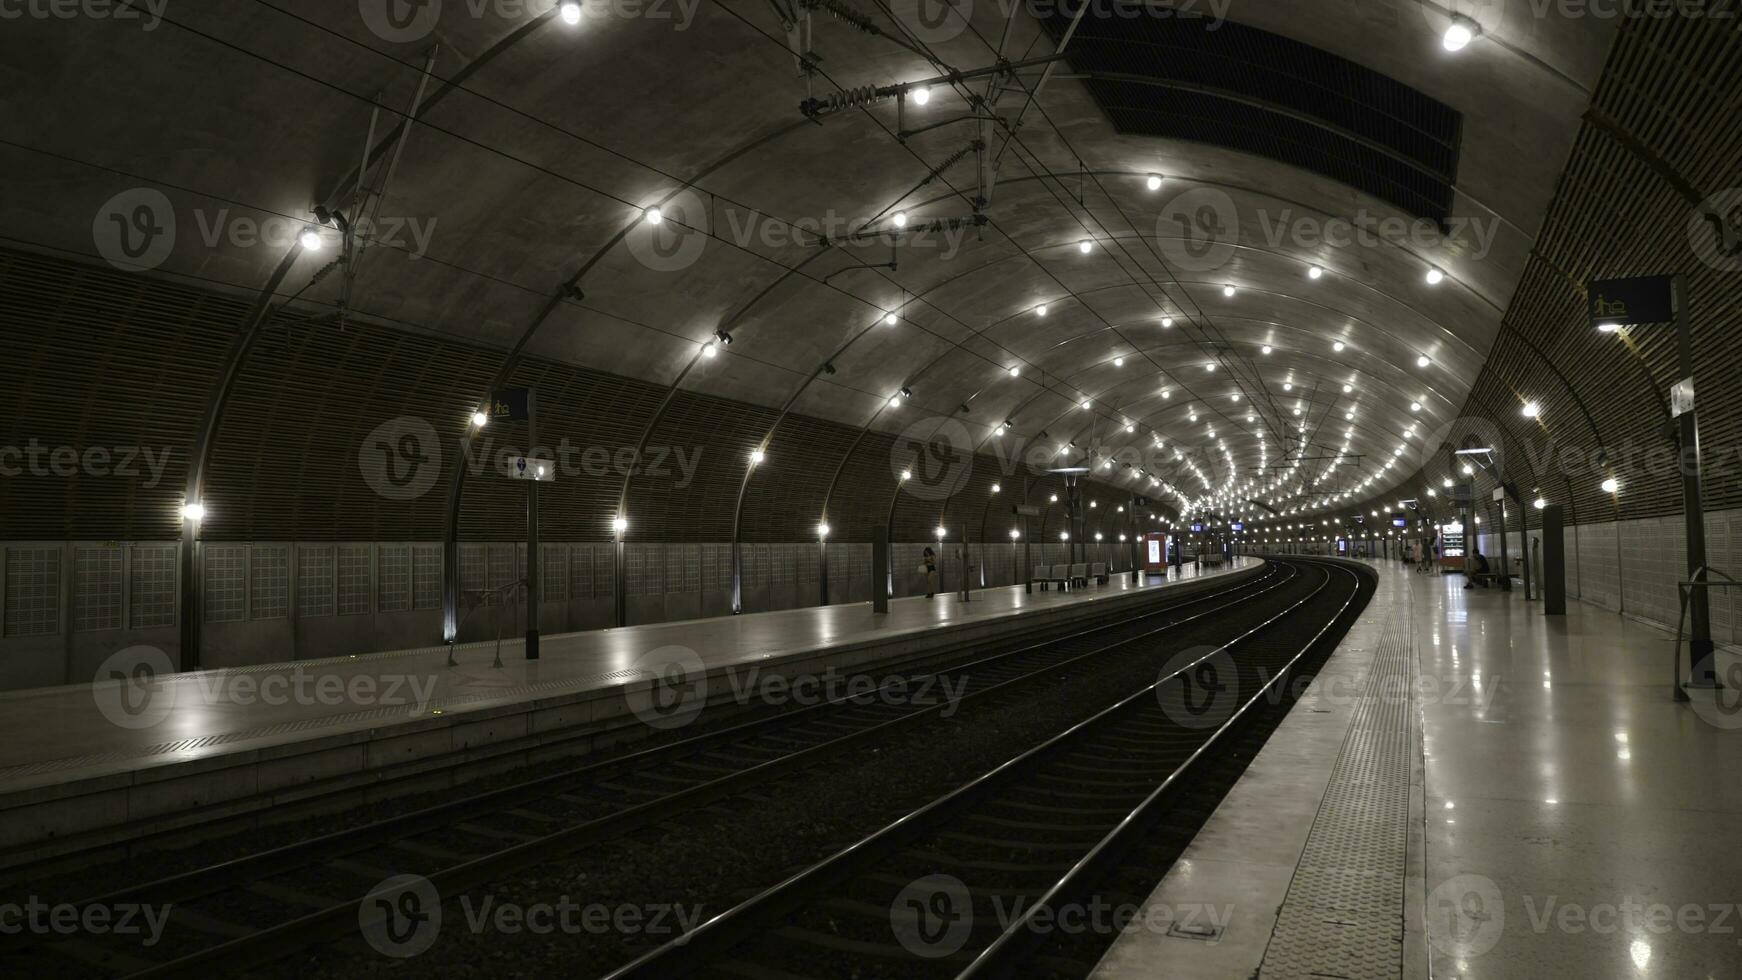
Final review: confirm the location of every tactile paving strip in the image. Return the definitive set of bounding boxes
[1260,604,1415,980]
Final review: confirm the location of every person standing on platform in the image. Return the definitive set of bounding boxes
[922,547,939,598]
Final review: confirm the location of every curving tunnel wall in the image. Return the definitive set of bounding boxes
[0,3,1737,690]
[0,244,1160,688]
[1320,13,1742,635]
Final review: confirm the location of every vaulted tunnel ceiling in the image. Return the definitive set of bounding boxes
[0,0,1628,536]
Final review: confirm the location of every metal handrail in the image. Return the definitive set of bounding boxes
[1672,565,1738,701]
[448,577,528,667]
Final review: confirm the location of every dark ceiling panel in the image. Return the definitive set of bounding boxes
[1040,11,1463,222]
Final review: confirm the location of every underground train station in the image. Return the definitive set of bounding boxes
[1,1,1739,977]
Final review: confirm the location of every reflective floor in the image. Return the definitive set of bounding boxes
[1095,559,1742,980]
[1419,567,1742,979]
[0,559,1252,791]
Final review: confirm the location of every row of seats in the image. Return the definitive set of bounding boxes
[1033,562,1111,591]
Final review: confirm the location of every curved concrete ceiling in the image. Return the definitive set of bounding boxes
[0,0,1618,520]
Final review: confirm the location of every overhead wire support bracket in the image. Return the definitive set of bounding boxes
[798,53,1066,121]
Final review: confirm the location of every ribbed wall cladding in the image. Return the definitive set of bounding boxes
[1350,13,1742,540]
[0,246,1152,548]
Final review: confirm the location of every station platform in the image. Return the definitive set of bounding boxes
[1093,558,1742,979]
[0,557,1261,867]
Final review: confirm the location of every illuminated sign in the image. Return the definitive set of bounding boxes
[1588,275,1675,327]
[488,387,531,422]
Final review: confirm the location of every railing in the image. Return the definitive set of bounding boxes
[448,577,528,667]
[1673,565,1740,701]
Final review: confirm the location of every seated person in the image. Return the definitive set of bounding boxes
[1464,549,1492,588]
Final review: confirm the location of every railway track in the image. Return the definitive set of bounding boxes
[8,561,1308,978]
[604,558,1371,979]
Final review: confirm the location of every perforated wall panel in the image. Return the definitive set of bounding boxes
[203,545,245,624]
[130,543,177,628]
[297,545,334,618]
[337,544,372,616]
[377,544,411,613]
[248,545,288,620]
[73,545,122,633]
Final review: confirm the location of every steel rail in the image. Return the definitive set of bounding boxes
[601,559,1363,978]
[55,566,1287,977]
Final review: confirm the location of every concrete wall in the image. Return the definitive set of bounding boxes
[0,538,1144,691]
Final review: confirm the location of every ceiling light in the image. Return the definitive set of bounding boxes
[1035,303,1048,317]
[1522,401,1541,418]
[1081,400,1091,410]
[1426,267,1446,285]
[1534,498,1546,510]
[1007,366,1020,377]
[559,0,582,24]
[1283,382,1293,391]
[935,525,946,538]
[471,410,489,428]
[1146,174,1162,190]
[1411,401,1422,412]
[1345,410,1355,419]
[1443,16,1479,51]
[1261,345,1272,354]
[1114,357,1124,367]
[701,342,717,359]
[1078,239,1093,254]
[912,85,931,106]
[893,210,908,228]
[1308,265,1323,280]
[991,483,1001,493]
[1223,284,1237,297]
[817,522,830,538]
[1231,393,1241,401]
[1417,354,1431,367]
[1598,321,1620,334]
[883,311,898,325]
[1205,362,1216,372]
[1342,384,1353,393]
[298,228,323,251]
[644,206,663,225]
[901,469,912,481]
[749,449,765,464]
[1333,341,1346,352]
[1161,316,1174,328]
[1602,477,1619,494]
[613,516,629,533]
[181,501,206,521]
[1009,528,1021,540]
[888,397,900,409]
